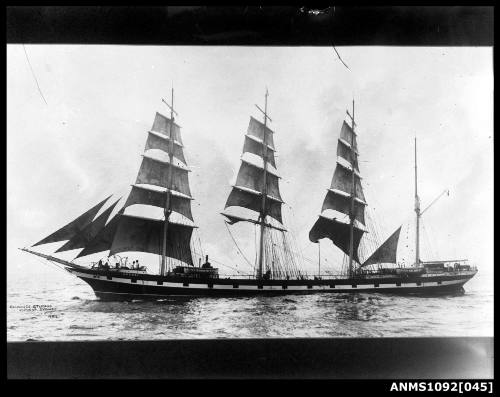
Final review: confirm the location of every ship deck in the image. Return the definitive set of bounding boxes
[65,265,477,299]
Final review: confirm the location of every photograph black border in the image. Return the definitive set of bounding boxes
[6,5,494,382]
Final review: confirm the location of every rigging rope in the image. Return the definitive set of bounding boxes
[224,221,253,268]
[422,220,438,260]
[32,255,67,274]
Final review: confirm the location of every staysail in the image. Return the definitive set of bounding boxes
[55,198,121,253]
[361,226,402,267]
[309,113,367,265]
[223,116,284,225]
[75,209,123,258]
[32,195,111,247]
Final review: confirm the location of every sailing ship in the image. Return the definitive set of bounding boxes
[21,91,477,299]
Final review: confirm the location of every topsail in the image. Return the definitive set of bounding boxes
[151,112,183,145]
[221,93,305,280]
[223,116,284,225]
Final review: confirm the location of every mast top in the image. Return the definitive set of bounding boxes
[346,99,356,127]
[255,88,272,123]
[161,87,178,117]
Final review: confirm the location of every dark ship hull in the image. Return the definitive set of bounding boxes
[66,266,477,300]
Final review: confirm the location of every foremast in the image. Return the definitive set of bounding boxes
[27,96,196,270]
[160,88,177,276]
[256,89,271,279]
[346,100,357,277]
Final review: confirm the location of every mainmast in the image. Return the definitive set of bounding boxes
[221,90,286,278]
[347,99,356,277]
[414,136,420,267]
[256,89,271,279]
[160,88,177,276]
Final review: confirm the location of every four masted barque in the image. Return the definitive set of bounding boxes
[22,90,477,299]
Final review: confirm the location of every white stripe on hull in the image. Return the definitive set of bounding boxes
[68,269,468,293]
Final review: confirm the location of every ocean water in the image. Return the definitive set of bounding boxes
[7,265,493,341]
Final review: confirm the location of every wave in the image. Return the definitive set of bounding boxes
[69,325,96,330]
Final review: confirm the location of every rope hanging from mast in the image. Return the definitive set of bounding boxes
[224,221,254,268]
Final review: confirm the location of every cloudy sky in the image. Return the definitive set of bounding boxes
[7,45,493,286]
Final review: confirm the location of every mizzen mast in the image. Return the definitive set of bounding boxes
[414,136,421,267]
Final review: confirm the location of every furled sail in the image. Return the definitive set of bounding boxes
[32,196,111,247]
[223,115,284,226]
[222,213,286,232]
[309,114,367,264]
[55,198,121,252]
[361,226,402,267]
